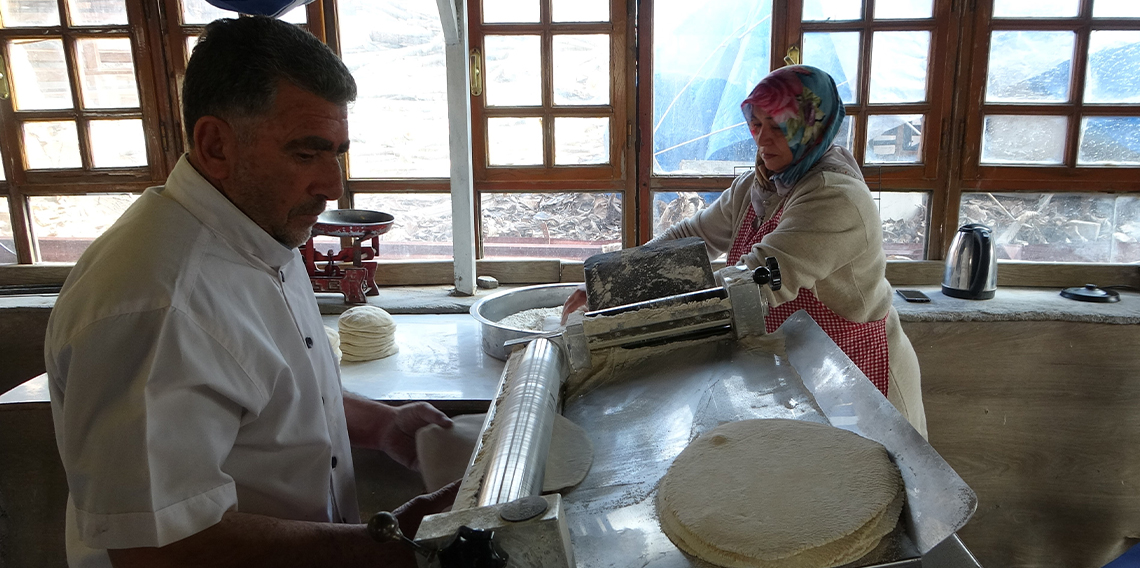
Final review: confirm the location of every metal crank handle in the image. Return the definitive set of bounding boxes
[367,511,432,558]
[751,256,782,291]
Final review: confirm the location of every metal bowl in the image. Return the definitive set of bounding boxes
[312,209,395,239]
[470,283,580,361]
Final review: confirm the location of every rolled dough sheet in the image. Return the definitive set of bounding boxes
[656,418,904,568]
[416,413,594,494]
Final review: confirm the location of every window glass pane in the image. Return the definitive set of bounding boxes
[553,35,609,106]
[981,115,1067,164]
[0,144,6,179]
[835,115,855,154]
[182,0,233,24]
[0,0,59,26]
[76,37,140,109]
[0,198,14,265]
[90,119,146,167]
[485,35,542,107]
[8,39,73,110]
[876,191,928,260]
[483,0,539,23]
[1085,31,1140,104]
[353,193,453,259]
[803,0,862,21]
[23,121,82,169]
[869,31,930,103]
[992,0,1079,18]
[552,0,609,22]
[278,4,306,23]
[555,117,609,165]
[653,191,720,237]
[67,0,128,26]
[653,0,773,176]
[1078,117,1140,166]
[488,117,544,166]
[803,32,860,104]
[865,114,923,164]
[482,192,621,260]
[960,192,1140,263]
[875,0,933,19]
[986,31,1074,103]
[186,35,199,62]
[1094,1,1140,17]
[30,194,139,262]
[341,0,449,178]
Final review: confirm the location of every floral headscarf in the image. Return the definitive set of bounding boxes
[741,65,846,190]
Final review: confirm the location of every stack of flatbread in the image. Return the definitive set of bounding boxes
[657,419,904,568]
[337,306,399,362]
[324,326,342,361]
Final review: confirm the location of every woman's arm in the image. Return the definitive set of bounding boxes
[742,173,876,305]
[652,173,753,257]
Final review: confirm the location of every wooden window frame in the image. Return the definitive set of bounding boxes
[0,0,173,263]
[960,0,1140,190]
[466,0,637,256]
[2,0,1139,271]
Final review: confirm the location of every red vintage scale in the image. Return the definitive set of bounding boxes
[300,209,395,304]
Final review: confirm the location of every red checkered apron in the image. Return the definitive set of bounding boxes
[728,204,890,395]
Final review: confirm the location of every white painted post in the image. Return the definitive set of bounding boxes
[436,0,477,296]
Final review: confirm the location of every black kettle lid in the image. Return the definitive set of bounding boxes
[1060,284,1120,303]
[958,223,992,235]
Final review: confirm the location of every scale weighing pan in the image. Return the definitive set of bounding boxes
[312,209,394,239]
[560,311,977,568]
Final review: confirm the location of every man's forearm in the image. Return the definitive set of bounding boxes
[107,510,413,568]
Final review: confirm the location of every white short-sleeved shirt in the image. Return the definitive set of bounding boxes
[45,156,359,567]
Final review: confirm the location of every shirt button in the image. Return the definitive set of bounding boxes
[305,337,314,348]
[332,456,338,469]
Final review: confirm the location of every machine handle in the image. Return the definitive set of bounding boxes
[367,511,432,557]
[752,257,782,291]
[438,526,510,568]
[968,228,992,298]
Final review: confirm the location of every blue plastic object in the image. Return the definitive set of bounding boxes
[204,0,312,17]
[1104,542,1140,568]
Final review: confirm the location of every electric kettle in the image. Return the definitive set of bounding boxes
[942,224,997,300]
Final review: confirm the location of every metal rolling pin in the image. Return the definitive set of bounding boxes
[476,337,566,507]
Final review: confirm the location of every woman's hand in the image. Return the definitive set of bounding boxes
[561,283,588,324]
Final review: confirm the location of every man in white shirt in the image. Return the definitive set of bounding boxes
[45,16,453,568]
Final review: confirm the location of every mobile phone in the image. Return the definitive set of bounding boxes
[895,289,931,303]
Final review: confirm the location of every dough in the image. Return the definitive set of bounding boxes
[657,419,904,568]
[416,413,594,493]
[337,306,398,361]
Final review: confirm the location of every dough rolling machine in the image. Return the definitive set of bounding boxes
[377,239,982,568]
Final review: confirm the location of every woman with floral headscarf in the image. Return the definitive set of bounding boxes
[567,65,926,436]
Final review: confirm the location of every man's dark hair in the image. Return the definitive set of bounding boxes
[182,16,357,144]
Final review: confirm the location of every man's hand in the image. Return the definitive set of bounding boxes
[344,393,451,471]
[560,283,588,325]
[392,480,461,538]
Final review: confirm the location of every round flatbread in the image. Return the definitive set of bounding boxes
[337,306,398,361]
[416,413,594,494]
[338,306,396,331]
[324,326,341,361]
[657,419,904,568]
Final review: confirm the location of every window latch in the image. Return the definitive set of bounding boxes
[784,45,800,67]
[470,48,483,97]
[0,54,10,100]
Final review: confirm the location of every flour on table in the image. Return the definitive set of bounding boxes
[497,306,564,331]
